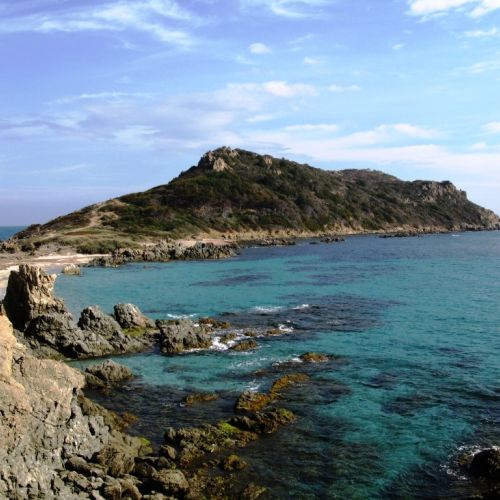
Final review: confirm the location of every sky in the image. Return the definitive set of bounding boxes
[1,0,500,224]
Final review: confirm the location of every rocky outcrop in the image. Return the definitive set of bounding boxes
[84,360,134,389]
[0,313,147,499]
[2,265,155,360]
[2,264,67,331]
[88,240,238,267]
[114,303,155,330]
[158,319,212,354]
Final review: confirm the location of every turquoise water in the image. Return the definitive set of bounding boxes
[0,226,25,240]
[57,232,500,498]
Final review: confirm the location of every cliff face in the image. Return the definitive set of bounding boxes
[6,147,499,252]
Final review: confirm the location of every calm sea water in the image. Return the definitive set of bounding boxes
[0,226,25,240]
[57,232,500,499]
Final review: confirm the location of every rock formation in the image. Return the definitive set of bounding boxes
[0,313,147,498]
[114,303,155,330]
[1,265,155,360]
[158,319,212,354]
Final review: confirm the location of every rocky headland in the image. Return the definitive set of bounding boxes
[1,147,498,260]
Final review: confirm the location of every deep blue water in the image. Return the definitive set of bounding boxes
[57,232,500,498]
[0,226,25,240]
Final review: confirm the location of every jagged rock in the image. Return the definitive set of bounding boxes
[62,264,81,275]
[2,264,67,331]
[158,319,212,354]
[85,360,134,388]
[78,306,123,338]
[114,303,155,329]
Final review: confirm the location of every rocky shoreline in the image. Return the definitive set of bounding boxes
[2,260,500,498]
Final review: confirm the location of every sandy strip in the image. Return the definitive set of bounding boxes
[0,253,104,299]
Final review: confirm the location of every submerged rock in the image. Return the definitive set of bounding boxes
[114,303,155,330]
[299,352,330,363]
[222,454,247,471]
[158,319,212,354]
[182,392,219,406]
[85,360,134,388]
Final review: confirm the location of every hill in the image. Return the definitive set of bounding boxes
[6,147,499,253]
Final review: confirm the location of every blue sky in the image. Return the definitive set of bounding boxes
[1,0,500,224]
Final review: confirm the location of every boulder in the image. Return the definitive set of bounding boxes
[222,454,247,471]
[85,360,134,388]
[62,264,81,275]
[158,319,212,354]
[151,469,189,496]
[114,303,155,329]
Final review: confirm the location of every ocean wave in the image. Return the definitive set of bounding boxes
[278,323,294,333]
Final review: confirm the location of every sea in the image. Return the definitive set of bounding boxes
[56,231,500,498]
[0,226,25,240]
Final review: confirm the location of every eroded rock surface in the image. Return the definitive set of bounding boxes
[158,319,212,354]
[114,303,155,330]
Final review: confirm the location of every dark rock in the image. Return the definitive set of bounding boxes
[230,339,258,352]
[114,303,155,329]
[470,448,500,479]
[159,319,212,354]
[78,306,123,338]
[85,360,134,388]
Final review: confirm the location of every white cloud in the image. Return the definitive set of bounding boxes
[470,0,500,16]
[408,0,500,17]
[0,0,196,46]
[328,84,361,93]
[249,42,271,54]
[484,121,500,134]
[283,123,340,133]
[303,56,321,65]
[393,43,405,50]
[242,0,330,18]
[465,27,499,37]
[263,80,317,97]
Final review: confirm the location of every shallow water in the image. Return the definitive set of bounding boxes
[58,232,500,498]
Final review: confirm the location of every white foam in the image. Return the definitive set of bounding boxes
[253,305,284,313]
[278,323,294,333]
[293,303,310,310]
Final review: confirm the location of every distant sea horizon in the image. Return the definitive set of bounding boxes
[0,226,26,241]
